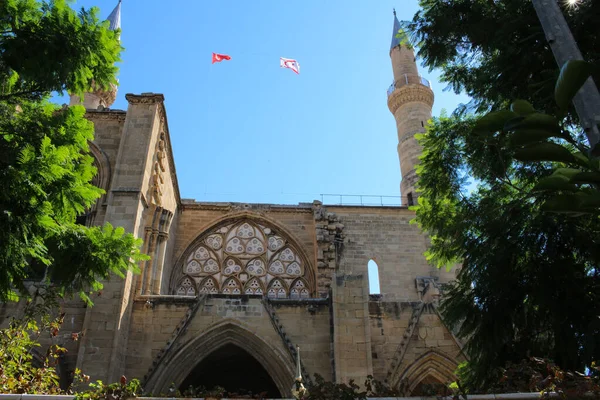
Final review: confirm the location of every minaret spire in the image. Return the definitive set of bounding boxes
[387,11,434,206]
[390,9,402,50]
[69,0,122,110]
[107,0,122,33]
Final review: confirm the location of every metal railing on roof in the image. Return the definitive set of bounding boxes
[387,74,432,96]
[320,194,403,206]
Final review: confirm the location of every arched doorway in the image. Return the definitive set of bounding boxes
[144,321,296,397]
[179,344,281,398]
[410,375,447,397]
[394,350,458,395]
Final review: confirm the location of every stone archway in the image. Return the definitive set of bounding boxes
[179,343,281,398]
[144,321,295,397]
[88,141,111,192]
[396,350,457,395]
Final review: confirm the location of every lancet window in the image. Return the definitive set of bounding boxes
[174,220,312,298]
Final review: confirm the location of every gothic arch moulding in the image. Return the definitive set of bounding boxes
[144,320,296,396]
[394,350,458,395]
[170,215,316,298]
[88,141,111,192]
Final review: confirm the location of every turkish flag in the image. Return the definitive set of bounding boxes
[212,52,231,64]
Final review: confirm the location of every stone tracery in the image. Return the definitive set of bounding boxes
[175,220,311,298]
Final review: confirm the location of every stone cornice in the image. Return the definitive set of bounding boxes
[387,84,434,114]
[85,109,127,122]
[180,201,314,214]
[125,93,165,104]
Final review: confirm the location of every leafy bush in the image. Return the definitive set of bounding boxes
[74,376,141,400]
[453,358,600,398]
[0,294,71,394]
[307,374,407,400]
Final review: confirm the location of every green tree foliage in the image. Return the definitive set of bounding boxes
[0,0,121,101]
[405,0,600,117]
[0,289,74,393]
[487,358,600,398]
[414,61,600,389]
[0,288,143,395]
[0,0,147,303]
[0,315,64,393]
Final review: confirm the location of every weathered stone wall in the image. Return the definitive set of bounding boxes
[76,94,169,383]
[134,296,331,396]
[86,110,126,226]
[325,205,455,387]
[329,206,453,300]
[124,298,191,381]
[134,94,181,296]
[368,299,465,390]
[270,301,332,381]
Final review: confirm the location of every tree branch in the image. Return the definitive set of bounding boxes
[0,88,44,100]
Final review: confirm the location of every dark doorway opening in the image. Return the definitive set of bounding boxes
[179,344,281,398]
[410,375,447,397]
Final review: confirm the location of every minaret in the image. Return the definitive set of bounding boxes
[69,0,121,109]
[387,10,434,206]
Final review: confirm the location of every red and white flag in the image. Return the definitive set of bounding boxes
[280,57,300,74]
[212,52,231,64]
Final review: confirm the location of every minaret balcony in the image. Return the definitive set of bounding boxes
[387,74,432,97]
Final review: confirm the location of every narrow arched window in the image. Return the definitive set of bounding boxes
[368,260,381,295]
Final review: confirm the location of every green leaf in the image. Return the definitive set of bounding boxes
[510,100,536,116]
[514,142,577,164]
[542,192,600,214]
[509,129,562,147]
[474,110,519,133]
[505,113,562,134]
[578,192,600,209]
[570,172,600,184]
[552,168,584,179]
[555,60,594,113]
[573,151,593,169]
[541,193,586,214]
[533,175,577,192]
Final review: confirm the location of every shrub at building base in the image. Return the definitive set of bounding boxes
[454,357,600,399]
[0,316,63,394]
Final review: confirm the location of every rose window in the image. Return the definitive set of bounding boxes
[175,220,311,298]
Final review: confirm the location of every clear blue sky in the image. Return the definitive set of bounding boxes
[63,0,469,205]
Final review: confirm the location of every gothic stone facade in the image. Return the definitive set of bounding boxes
[1,92,465,397]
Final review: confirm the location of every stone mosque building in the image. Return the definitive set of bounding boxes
[2,2,466,397]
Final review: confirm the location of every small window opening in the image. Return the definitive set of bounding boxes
[421,121,424,127]
[407,192,414,206]
[368,260,381,295]
[75,213,89,227]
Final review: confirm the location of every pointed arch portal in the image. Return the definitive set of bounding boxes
[179,344,281,398]
[144,321,295,397]
[395,350,458,395]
